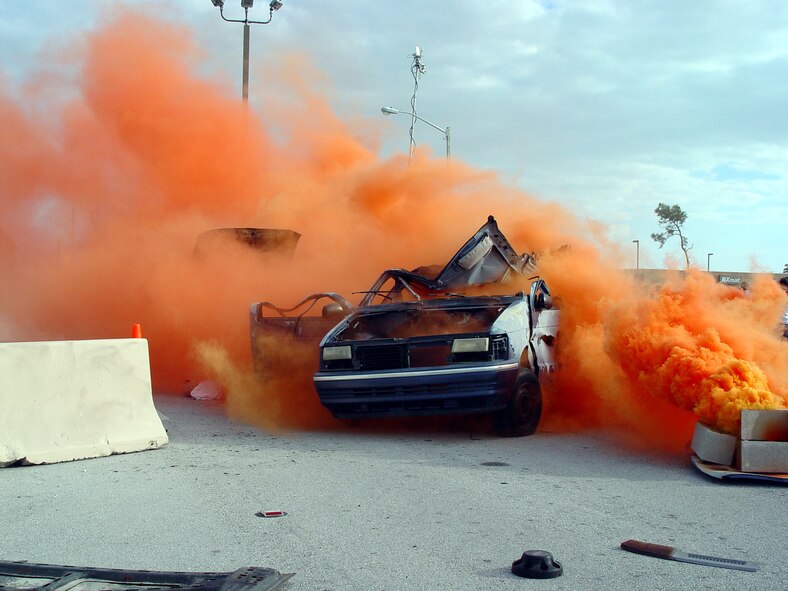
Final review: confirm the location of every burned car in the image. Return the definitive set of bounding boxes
[250,216,559,436]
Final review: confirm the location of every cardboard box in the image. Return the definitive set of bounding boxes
[690,422,737,466]
[740,409,788,442]
[738,440,788,473]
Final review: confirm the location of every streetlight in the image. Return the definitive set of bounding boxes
[210,0,283,102]
[707,253,714,272]
[632,239,640,270]
[381,106,451,162]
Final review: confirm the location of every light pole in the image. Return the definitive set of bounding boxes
[632,239,640,270]
[210,0,283,102]
[381,107,451,162]
[707,253,714,272]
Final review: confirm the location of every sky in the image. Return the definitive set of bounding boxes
[1,0,786,273]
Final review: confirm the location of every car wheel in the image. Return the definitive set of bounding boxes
[494,371,542,437]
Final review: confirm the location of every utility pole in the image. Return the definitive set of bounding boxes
[210,0,283,102]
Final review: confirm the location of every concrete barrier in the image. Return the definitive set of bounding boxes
[0,338,168,467]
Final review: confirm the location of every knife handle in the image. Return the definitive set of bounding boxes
[621,539,675,559]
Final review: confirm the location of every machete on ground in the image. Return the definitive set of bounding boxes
[621,539,759,572]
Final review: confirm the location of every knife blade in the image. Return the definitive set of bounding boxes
[621,539,759,572]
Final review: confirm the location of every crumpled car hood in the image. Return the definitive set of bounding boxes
[358,216,535,306]
[430,215,535,290]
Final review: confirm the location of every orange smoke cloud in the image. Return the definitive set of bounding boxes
[541,257,787,449]
[1,9,786,451]
[606,272,787,435]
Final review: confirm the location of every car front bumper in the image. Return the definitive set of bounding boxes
[313,362,519,418]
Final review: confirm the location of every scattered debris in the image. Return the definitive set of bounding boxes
[256,510,287,518]
[190,380,223,401]
[0,560,293,591]
[690,456,788,483]
[620,539,758,572]
[511,550,563,579]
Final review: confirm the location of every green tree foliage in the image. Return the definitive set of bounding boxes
[650,203,692,268]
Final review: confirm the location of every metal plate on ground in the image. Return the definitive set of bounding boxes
[691,455,788,484]
[0,561,293,591]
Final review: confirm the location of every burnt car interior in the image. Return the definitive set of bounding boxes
[258,293,353,338]
[335,303,509,341]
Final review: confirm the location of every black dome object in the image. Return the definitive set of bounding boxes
[511,550,563,579]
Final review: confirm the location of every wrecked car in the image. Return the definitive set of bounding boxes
[249,216,559,436]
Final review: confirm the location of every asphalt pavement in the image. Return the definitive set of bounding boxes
[1,395,785,591]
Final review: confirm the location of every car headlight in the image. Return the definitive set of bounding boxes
[451,337,489,353]
[322,345,352,361]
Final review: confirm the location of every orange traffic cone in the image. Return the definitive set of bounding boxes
[131,324,143,338]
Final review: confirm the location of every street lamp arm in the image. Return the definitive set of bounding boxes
[412,113,448,135]
[381,107,447,135]
[218,6,274,25]
[381,106,451,161]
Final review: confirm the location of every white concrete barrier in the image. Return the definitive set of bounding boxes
[0,338,168,467]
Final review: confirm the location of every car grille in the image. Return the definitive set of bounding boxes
[356,344,407,370]
[409,345,452,368]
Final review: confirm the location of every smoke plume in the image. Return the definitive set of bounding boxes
[1,9,785,450]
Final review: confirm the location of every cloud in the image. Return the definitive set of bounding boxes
[691,164,781,183]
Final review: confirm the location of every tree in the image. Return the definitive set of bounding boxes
[650,203,692,268]
[784,263,788,273]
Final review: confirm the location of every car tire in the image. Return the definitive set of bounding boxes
[494,371,542,437]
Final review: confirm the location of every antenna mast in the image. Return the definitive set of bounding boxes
[409,46,426,164]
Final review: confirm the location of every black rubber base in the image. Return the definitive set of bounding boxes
[511,550,563,579]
